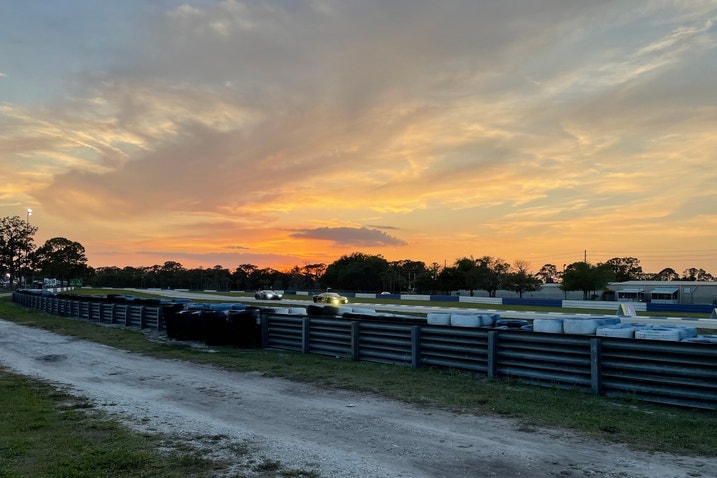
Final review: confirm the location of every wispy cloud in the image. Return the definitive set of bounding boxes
[291,227,407,247]
[1,1,716,272]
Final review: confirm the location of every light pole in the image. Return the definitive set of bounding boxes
[24,208,32,287]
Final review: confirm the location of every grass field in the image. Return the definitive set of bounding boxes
[1,292,716,477]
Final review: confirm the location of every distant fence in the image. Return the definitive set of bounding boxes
[11,290,717,410]
[288,291,715,315]
[12,291,165,330]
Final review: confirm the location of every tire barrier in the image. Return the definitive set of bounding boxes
[682,335,717,344]
[533,318,564,334]
[322,305,340,316]
[161,303,187,339]
[187,302,244,311]
[596,323,638,338]
[427,313,451,325]
[494,319,529,329]
[337,305,353,315]
[306,304,324,316]
[170,310,203,341]
[350,307,378,315]
[635,327,683,341]
[658,324,698,340]
[203,310,232,346]
[264,307,290,315]
[563,317,621,335]
[450,314,482,327]
[227,309,262,348]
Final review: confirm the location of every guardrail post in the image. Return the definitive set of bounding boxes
[261,315,269,349]
[590,338,602,396]
[301,317,311,354]
[410,326,421,369]
[351,321,360,361]
[487,331,498,379]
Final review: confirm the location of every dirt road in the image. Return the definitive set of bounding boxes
[0,319,714,477]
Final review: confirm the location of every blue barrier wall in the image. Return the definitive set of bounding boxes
[647,303,714,314]
[503,298,563,308]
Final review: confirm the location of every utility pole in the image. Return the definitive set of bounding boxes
[584,250,587,262]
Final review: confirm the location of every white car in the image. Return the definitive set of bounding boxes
[254,290,282,300]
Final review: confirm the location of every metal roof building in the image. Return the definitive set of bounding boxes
[608,281,717,305]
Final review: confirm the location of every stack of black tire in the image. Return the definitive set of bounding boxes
[163,307,262,348]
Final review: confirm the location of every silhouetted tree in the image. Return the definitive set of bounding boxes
[32,237,89,285]
[502,260,542,298]
[602,257,643,282]
[682,267,715,281]
[0,215,38,285]
[475,256,511,297]
[561,262,615,300]
[321,252,389,291]
[536,263,560,283]
[654,267,680,281]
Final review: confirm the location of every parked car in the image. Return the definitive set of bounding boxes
[254,290,282,300]
[312,292,349,304]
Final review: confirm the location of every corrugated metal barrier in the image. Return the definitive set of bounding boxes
[12,292,164,330]
[261,311,717,410]
[11,291,716,410]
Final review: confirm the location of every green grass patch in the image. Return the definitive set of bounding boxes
[1,294,716,460]
[0,365,323,477]
[0,368,188,478]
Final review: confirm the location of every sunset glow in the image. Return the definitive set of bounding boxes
[2,1,716,275]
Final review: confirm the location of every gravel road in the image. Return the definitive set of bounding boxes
[1,318,715,477]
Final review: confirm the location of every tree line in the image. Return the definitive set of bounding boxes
[1,215,714,297]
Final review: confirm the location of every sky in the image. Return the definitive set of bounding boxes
[1,0,717,276]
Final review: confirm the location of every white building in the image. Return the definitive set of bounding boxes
[608,281,717,305]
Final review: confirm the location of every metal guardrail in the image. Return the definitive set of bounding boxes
[11,291,716,410]
[12,292,164,330]
[261,312,717,410]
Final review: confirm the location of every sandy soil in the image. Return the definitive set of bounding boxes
[0,319,715,477]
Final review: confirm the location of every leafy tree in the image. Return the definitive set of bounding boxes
[32,237,89,285]
[89,266,134,288]
[385,259,427,292]
[560,262,615,300]
[253,267,286,290]
[682,268,715,281]
[321,252,389,291]
[414,262,441,294]
[157,261,185,289]
[0,215,38,285]
[233,264,259,290]
[536,264,560,284]
[602,257,643,282]
[202,265,232,291]
[475,256,510,297]
[302,263,326,290]
[502,261,542,298]
[436,265,462,294]
[459,257,483,294]
[654,267,680,281]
